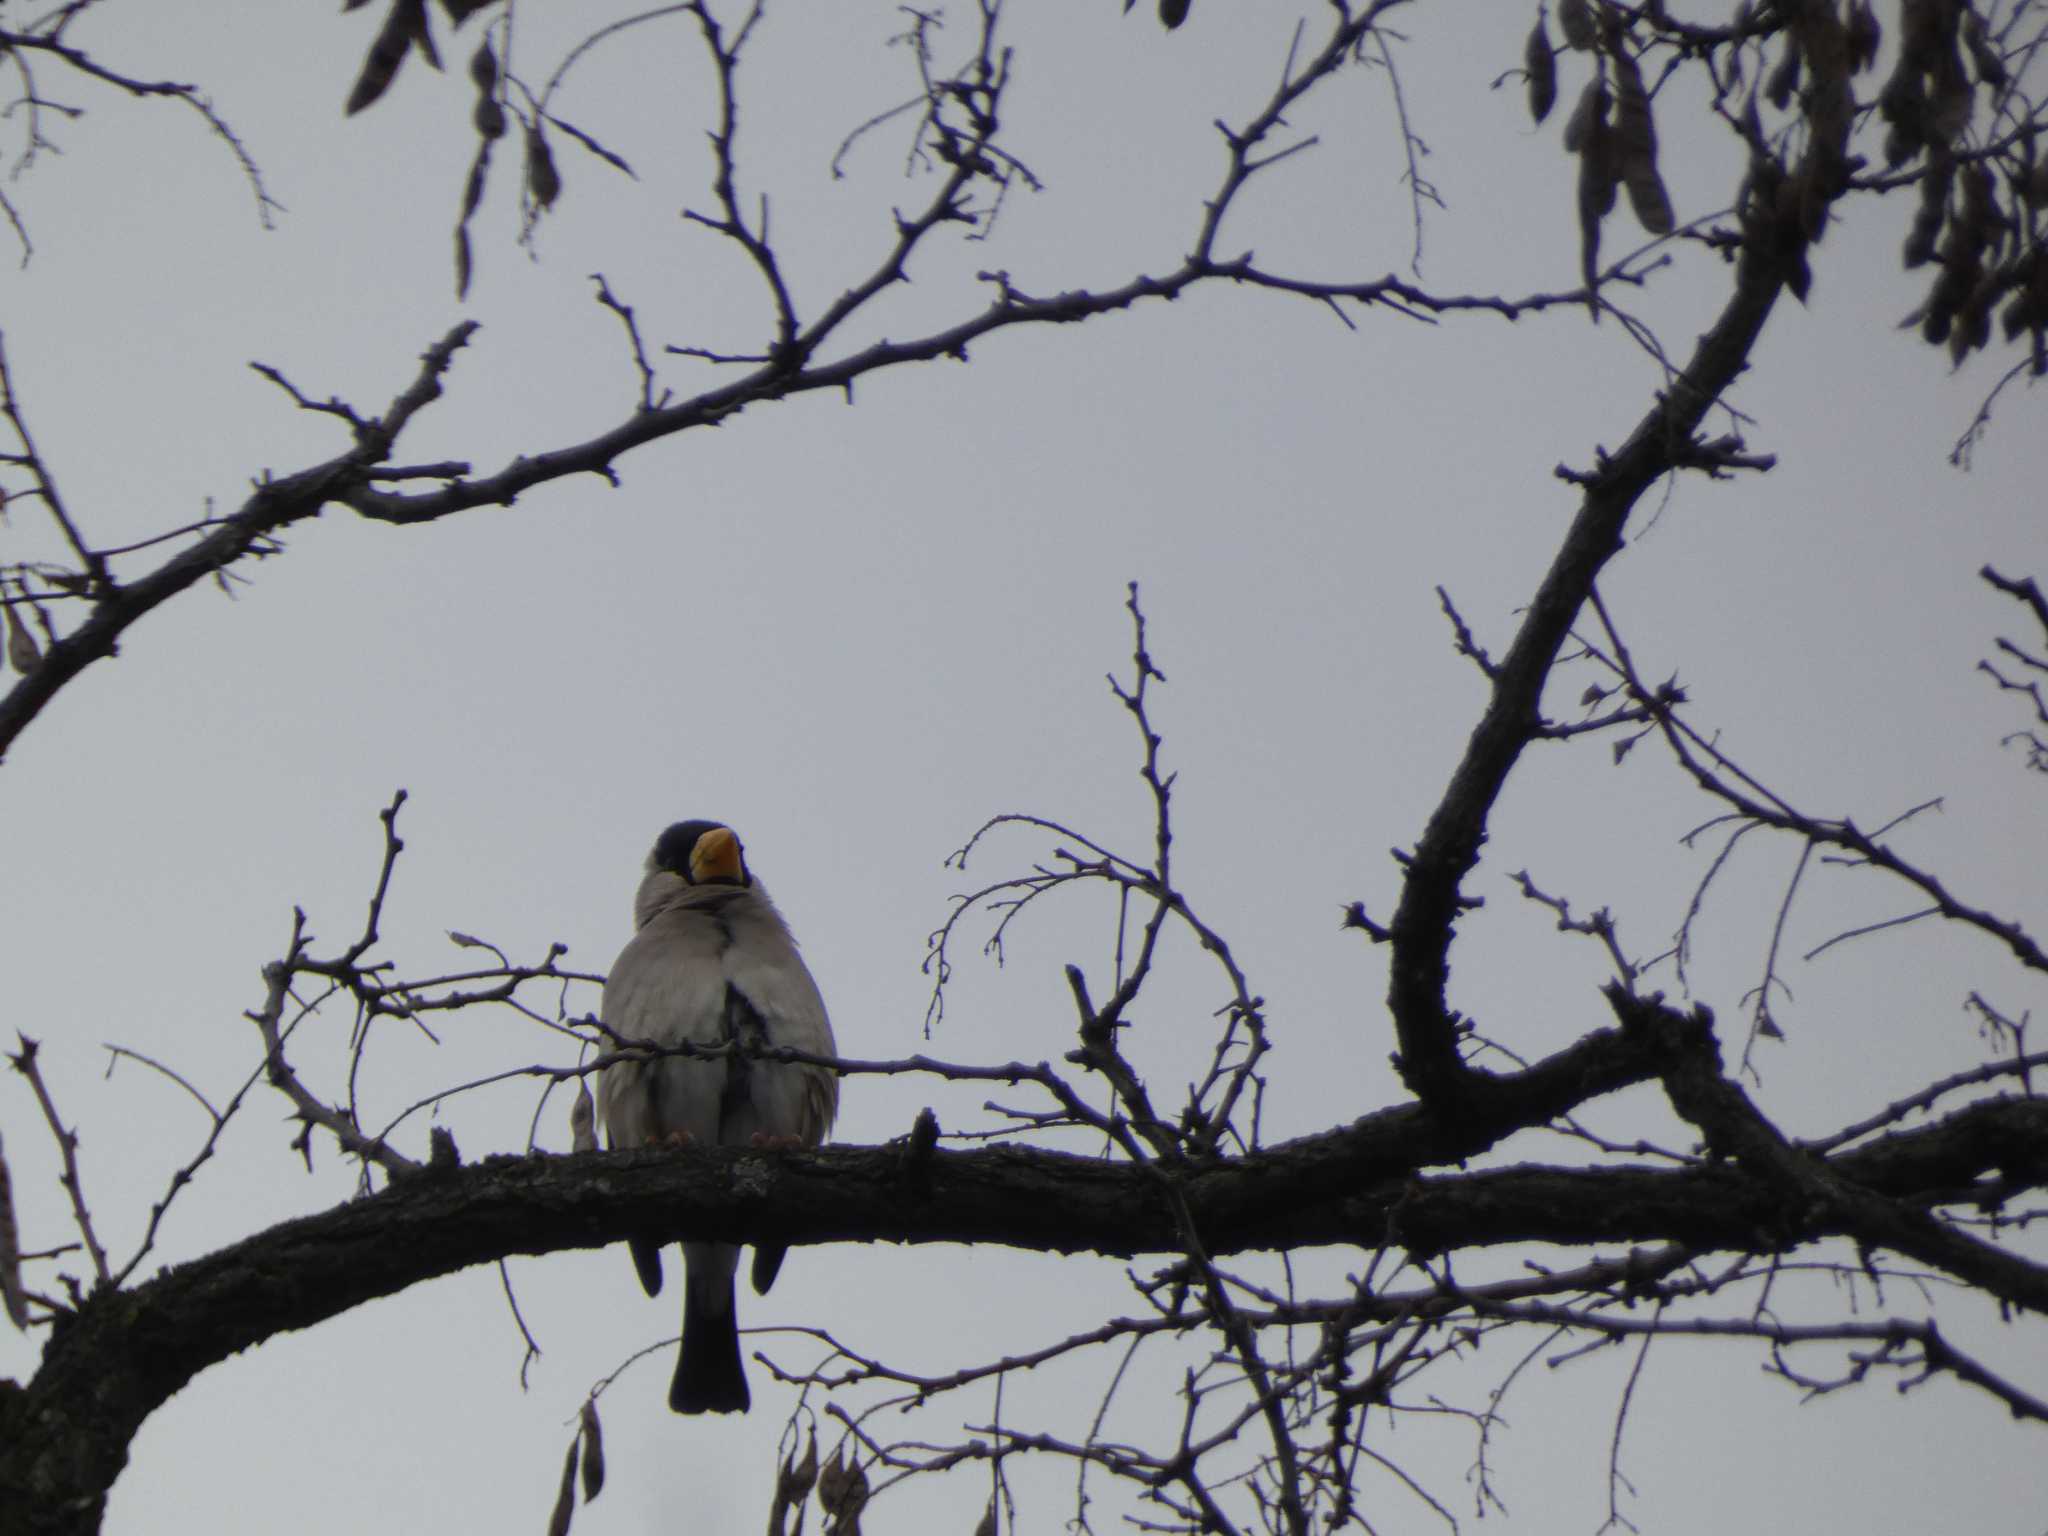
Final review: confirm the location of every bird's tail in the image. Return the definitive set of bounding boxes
[672,1243,750,1414]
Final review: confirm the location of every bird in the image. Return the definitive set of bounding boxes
[597,820,838,1414]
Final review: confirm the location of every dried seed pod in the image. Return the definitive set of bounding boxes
[1562,78,1607,154]
[1903,160,1951,268]
[1525,15,1557,125]
[769,1434,819,1536]
[347,0,433,115]
[1847,1,1882,73]
[471,46,505,140]
[460,147,490,220]
[1999,286,2033,343]
[835,1460,869,1535]
[781,1434,820,1503]
[1961,10,2007,89]
[578,1402,605,1501]
[1919,253,1975,345]
[1999,253,2046,340]
[1929,56,1974,145]
[1579,116,1620,219]
[1577,109,1620,314]
[1159,0,1190,28]
[1879,64,1931,167]
[5,605,40,675]
[818,1448,856,1515]
[974,1501,998,1536]
[407,0,442,68]
[546,1438,579,1536]
[1611,50,1673,234]
[1952,266,2002,361]
[525,124,562,208]
[1954,164,2000,266]
[1558,0,1596,51]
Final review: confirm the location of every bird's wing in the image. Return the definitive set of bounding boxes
[722,890,838,1146]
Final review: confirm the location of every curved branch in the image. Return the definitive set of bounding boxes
[9,1008,2045,1533]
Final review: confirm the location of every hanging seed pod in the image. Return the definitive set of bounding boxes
[1953,164,2000,269]
[815,1449,847,1523]
[1558,0,1596,51]
[769,1433,818,1536]
[781,1434,819,1503]
[546,1438,579,1536]
[1159,0,1191,28]
[1903,160,1951,268]
[1929,53,1974,145]
[2000,252,2048,340]
[347,0,435,114]
[1525,15,1557,125]
[578,1402,605,1502]
[1961,10,2007,89]
[1879,62,1929,165]
[406,0,441,69]
[525,123,562,208]
[460,147,490,220]
[1577,108,1621,315]
[1579,115,1620,219]
[1611,50,1674,234]
[5,605,40,675]
[1563,78,1607,153]
[1920,253,1974,345]
[835,1460,869,1535]
[471,42,505,138]
[1847,1,1882,73]
[346,4,411,114]
[1953,266,2002,362]
[1999,286,2033,343]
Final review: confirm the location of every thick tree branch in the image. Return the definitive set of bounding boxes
[8,1018,2044,1535]
[1382,0,1863,1103]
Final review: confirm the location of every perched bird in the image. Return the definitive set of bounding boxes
[598,820,838,1414]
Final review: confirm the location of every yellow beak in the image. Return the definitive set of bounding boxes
[689,825,745,884]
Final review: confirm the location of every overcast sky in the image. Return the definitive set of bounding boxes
[1,3,2042,1533]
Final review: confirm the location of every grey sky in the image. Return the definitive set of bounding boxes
[2,3,2043,1532]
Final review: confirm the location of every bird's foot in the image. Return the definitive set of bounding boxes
[748,1131,804,1150]
[655,1129,698,1148]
